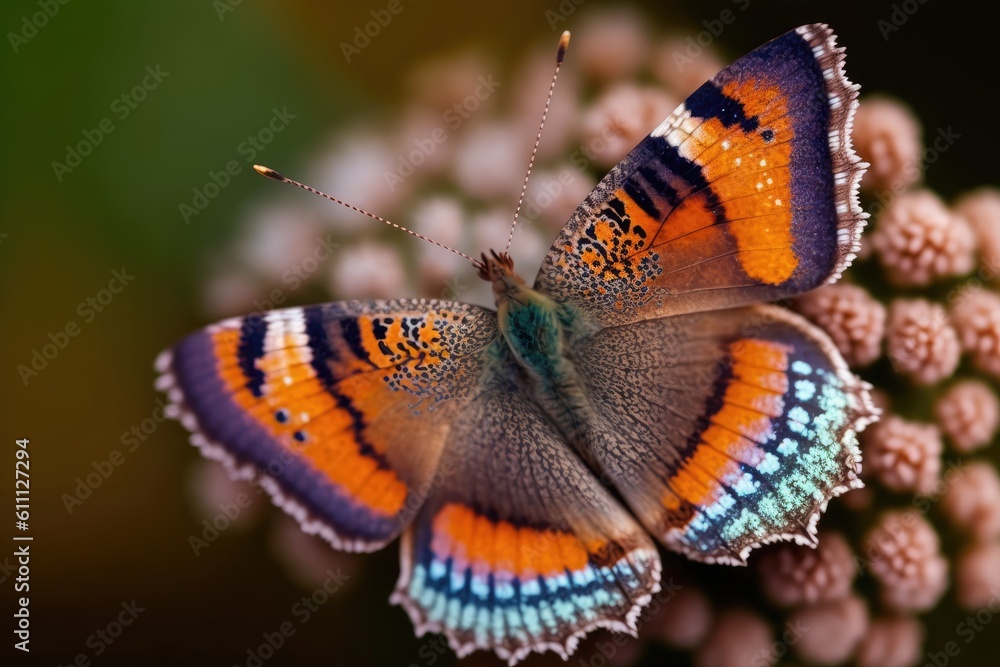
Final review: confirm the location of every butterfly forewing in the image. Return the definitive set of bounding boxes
[158,21,875,667]
[535,24,866,325]
[157,299,498,551]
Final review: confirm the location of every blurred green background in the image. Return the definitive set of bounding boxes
[1,0,998,665]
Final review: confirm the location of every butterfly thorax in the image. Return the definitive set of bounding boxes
[476,250,594,443]
[477,251,575,386]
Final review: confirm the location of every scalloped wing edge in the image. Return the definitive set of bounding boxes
[389,534,663,666]
[663,304,878,567]
[154,346,392,555]
[795,23,870,286]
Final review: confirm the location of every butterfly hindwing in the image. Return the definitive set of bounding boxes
[157,21,876,666]
[391,353,661,664]
[567,305,873,564]
[536,24,866,325]
[156,299,498,551]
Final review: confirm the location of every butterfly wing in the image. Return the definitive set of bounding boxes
[567,305,874,565]
[391,353,661,664]
[536,24,866,325]
[155,299,498,552]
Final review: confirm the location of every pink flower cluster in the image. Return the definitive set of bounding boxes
[189,8,1000,667]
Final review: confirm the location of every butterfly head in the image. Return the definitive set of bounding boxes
[475,250,526,304]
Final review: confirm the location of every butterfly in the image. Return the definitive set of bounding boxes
[156,23,876,665]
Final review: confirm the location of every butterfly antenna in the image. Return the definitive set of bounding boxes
[504,30,571,252]
[253,165,476,263]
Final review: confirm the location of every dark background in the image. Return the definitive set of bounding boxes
[2,0,998,665]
